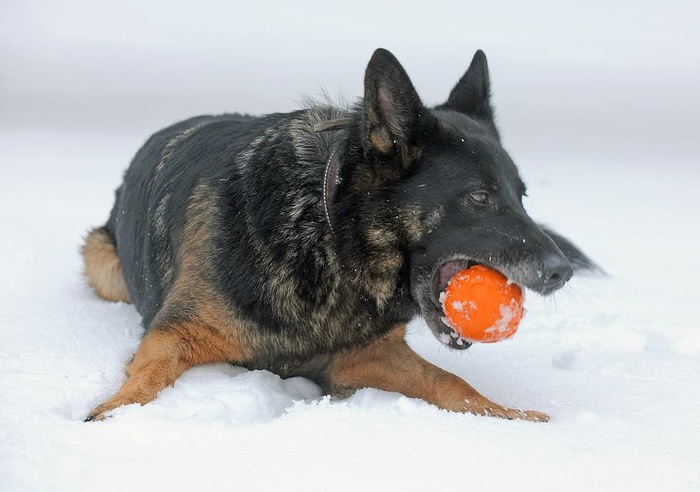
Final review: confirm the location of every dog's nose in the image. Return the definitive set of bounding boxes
[541,253,573,291]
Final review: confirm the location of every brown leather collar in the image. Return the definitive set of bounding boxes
[313,118,352,133]
[316,117,351,234]
[323,148,341,233]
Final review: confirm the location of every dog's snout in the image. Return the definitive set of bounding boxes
[541,253,573,291]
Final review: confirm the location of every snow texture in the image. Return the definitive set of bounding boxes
[2,1,699,491]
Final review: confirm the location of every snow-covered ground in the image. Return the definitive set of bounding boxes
[2,1,699,491]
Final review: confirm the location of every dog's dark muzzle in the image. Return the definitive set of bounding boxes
[535,252,573,294]
[410,219,574,349]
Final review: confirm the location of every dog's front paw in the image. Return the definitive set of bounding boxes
[84,394,136,422]
[507,408,550,422]
[460,396,550,422]
[485,406,550,422]
[84,403,114,422]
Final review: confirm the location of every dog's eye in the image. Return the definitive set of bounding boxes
[469,191,491,204]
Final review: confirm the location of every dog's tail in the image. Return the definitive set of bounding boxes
[81,226,131,303]
[541,226,604,274]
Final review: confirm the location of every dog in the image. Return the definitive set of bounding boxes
[82,48,596,422]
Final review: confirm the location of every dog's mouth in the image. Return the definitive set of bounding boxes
[422,257,522,350]
[431,258,478,303]
[424,258,480,350]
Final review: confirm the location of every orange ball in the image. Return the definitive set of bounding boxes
[440,265,524,343]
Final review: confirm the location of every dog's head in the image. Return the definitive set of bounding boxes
[356,49,573,349]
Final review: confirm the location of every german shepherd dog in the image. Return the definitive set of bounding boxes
[83,49,595,422]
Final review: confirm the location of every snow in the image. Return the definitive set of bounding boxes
[2,1,700,491]
[485,303,518,340]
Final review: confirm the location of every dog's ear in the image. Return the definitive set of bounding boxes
[363,48,424,158]
[440,50,496,124]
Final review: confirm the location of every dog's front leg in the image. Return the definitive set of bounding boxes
[326,325,549,422]
[86,316,250,422]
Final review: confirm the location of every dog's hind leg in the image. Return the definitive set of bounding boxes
[326,326,549,422]
[85,314,251,421]
[81,227,131,303]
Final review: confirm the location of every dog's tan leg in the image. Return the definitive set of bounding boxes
[86,319,249,421]
[327,326,549,422]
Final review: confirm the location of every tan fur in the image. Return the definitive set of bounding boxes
[370,130,393,154]
[81,228,130,303]
[160,183,255,364]
[86,321,251,421]
[398,204,425,243]
[87,184,254,421]
[327,325,549,422]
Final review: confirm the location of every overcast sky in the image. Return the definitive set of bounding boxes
[2,0,698,162]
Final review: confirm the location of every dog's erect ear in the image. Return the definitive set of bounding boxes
[440,50,495,123]
[363,48,424,157]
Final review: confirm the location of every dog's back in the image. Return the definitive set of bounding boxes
[99,113,274,324]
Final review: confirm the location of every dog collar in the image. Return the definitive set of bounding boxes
[315,117,351,234]
[323,149,341,234]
